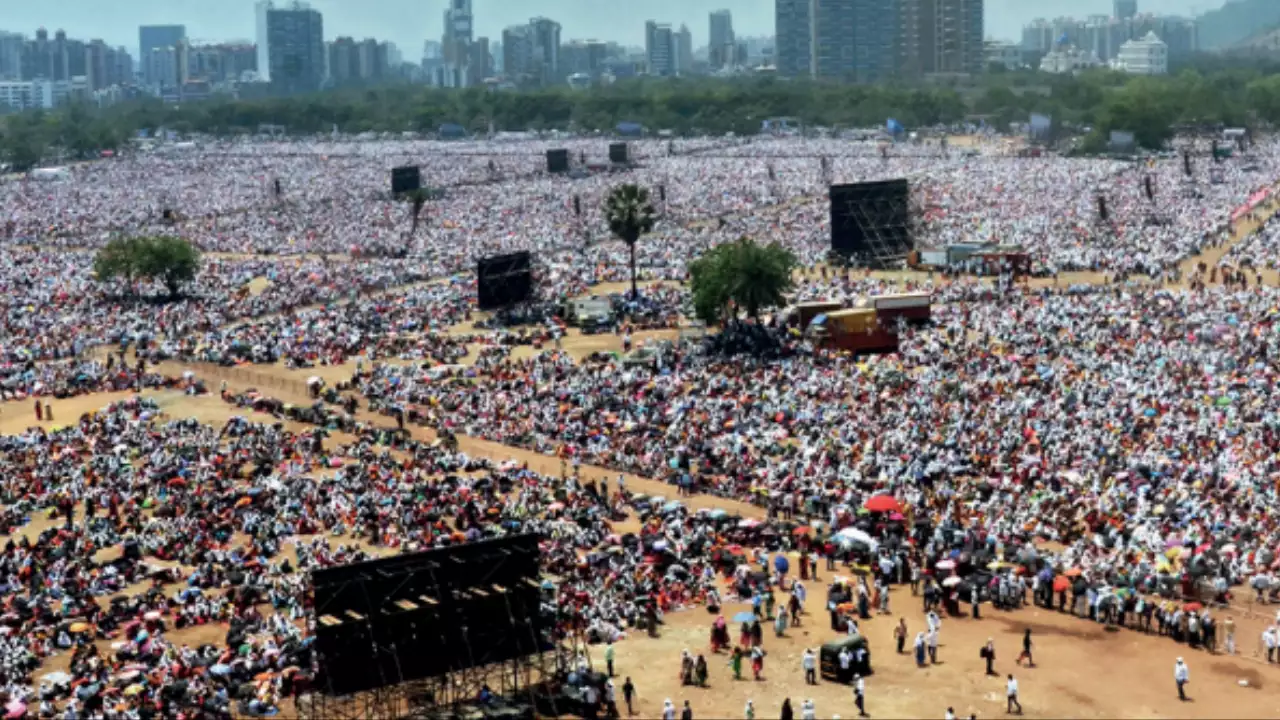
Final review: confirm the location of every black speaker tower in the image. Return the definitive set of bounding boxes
[546,149,569,174]
[476,252,535,310]
[391,166,421,196]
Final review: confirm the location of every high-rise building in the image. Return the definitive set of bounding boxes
[807,0,899,81]
[774,0,811,76]
[503,25,534,82]
[327,37,358,84]
[900,0,984,77]
[468,37,490,82]
[266,1,325,94]
[675,24,694,74]
[0,32,22,80]
[144,45,182,89]
[530,17,562,84]
[444,0,474,63]
[562,39,609,79]
[255,1,273,81]
[1115,0,1138,21]
[440,0,474,87]
[139,25,185,79]
[709,10,735,69]
[645,21,675,76]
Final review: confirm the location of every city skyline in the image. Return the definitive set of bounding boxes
[4,0,1224,58]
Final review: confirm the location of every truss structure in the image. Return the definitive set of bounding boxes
[832,181,922,269]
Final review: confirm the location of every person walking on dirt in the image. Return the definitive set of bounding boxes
[622,677,635,716]
[853,674,868,717]
[1175,658,1190,701]
[1006,674,1022,714]
[1017,628,1034,667]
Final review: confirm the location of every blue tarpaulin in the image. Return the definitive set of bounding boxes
[616,122,643,136]
[887,118,905,135]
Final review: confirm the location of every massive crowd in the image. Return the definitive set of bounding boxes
[0,132,1279,715]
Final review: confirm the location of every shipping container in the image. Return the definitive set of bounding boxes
[855,292,932,323]
[788,300,845,329]
[808,310,898,353]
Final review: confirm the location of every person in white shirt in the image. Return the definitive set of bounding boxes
[1175,657,1190,701]
[604,681,618,718]
[802,648,817,685]
[927,627,940,664]
[1006,674,1022,714]
[926,610,941,633]
[663,698,676,720]
[945,708,956,720]
[744,699,755,720]
[853,674,868,717]
[801,698,817,720]
[1263,626,1278,663]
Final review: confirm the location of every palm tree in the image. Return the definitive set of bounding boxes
[604,184,657,299]
[404,188,430,236]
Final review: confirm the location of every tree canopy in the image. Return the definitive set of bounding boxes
[688,237,797,326]
[94,235,202,298]
[6,61,1280,166]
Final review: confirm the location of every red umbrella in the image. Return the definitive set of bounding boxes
[1184,601,1203,613]
[864,495,901,513]
[792,527,811,536]
[1052,576,1070,593]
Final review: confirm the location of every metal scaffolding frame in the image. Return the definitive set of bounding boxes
[832,181,921,269]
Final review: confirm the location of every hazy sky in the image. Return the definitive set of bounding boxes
[7,0,1222,56]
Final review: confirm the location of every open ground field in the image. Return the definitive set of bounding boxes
[5,147,1280,719]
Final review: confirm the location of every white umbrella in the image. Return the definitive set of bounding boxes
[942,576,962,587]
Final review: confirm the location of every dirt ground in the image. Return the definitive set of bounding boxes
[596,577,1280,720]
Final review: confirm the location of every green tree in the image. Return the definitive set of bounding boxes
[93,237,145,288]
[94,236,201,298]
[1,129,45,173]
[603,184,656,298]
[688,237,797,326]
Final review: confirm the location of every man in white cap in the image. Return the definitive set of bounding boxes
[662,699,676,720]
[801,698,817,720]
[604,679,618,719]
[1174,657,1190,701]
[853,673,868,717]
[744,699,755,720]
